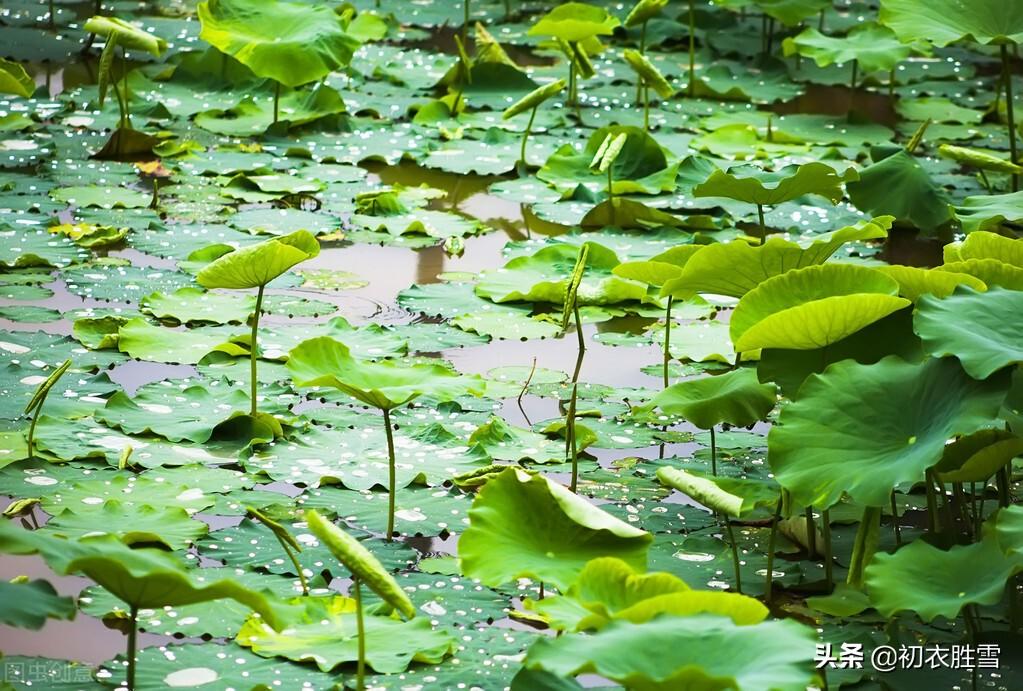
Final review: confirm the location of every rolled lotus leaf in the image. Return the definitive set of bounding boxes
[196,230,320,289]
[625,0,669,27]
[83,16,167,56]
[590,133,628,173]
[938,144,1023,174]
[305,509,415,619]
[0,58,34,98]
[622,49,675,98]
[502,79,567,120]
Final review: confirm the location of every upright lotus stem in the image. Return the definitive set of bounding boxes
[850,59,858,90]
[567,381,579,492]
[519,105,538,166]
[822,508,833,589]
[756,204,766,244]
[662,295,673,388]
[723,518,742,593]
[272,81,281,124]
[119,46,131,131]
[48,0,55,29]
[764,498,783,606]
[710,426,717,475]
[249,286,265,416]
[353,575,366,691]
[606,165,615,224]
[1002,45,1019,192]
[804,507,816,559]
[635,20,647,104]
[462,0,470,44]
[126,605,139,691]
[25,358,71,459]
[568,60,576,107]
[890,491,902,546]
[687,0,696,97]
[383,407,397,541]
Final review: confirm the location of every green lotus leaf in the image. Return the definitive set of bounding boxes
[730,264,910,351]
[503,79,567,120]
[644,368,777,429]
[611,260,684,288]
[954,191,1023,234]
[524,614,817,690]
[933,429,1023,483]
[0,59,34,99]
[875,265,986,302]
[116,318,240,364]
[0,522,294,627]
[782,23,913,73]
[305,509,415,619]
[752,0,832,26]
[287,336,482,410]
[468,416,566,464]
[238,595,454,674]
[527,2,621,42]
[42,500,208,551]
[768,356,1010,510]
[622,49,674,99]
[198,0,360,87]
[947,231,1023,266]
[938,259,1023,290]
[538,126,679,196]
[0,579,75,630]
[660,217,892,298]
[625,0,669,26]
[939,144,1023,175]
[994,505,1023,556]
[475,242,650,306]
[580,198,686,229]
[83,16,167,56]
[847,149,954,232]
[51,185,150,210]
[864,534,1022,622]
[693,162,857,206]
[459,467,652,590]
[196,230,320,290]
[95,382,250,443]
[195,87,347,135]
[656,467,780,518]
[141,286,255,325]
[879,0,1023,46]
[915,287,1023,379]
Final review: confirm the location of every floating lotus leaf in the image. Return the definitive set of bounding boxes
[782,23,914,73]
[880,0,1023,46]
[95,382,249,443]
[523,615,817,690]
[459,467,652,590]
[730,264,910,352]
[693,162,857,206]
[0,579,75,630]
[660,217,891,298]
[42,500,208,551]
[768,356,1010,509]
[198,0,360,87]
[305,509,415,618]
[196,230,320,290]
[915,287,1023,379]
[643,368,777,430]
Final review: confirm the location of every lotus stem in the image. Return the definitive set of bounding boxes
[890,491,902,547]
[24,358,71,459]
[504,0,511,19]
[724,518,742,593]
[567,60,576,107]
[818,8,825,31]
[662,296,673,388]
[642,79,650,130]
[606,167,615,224]
[272,80,281,124]
[126,604,138,691]
[764,498,783,606]
[925,469,940,533]
[1002,44,1019,192]
[249,285,265,416]
[353,576,366,691]
[766,17,775,55]
[847,506,881,589]
[804,507,816,558]
[519,105,537,167]
[149,179,159,210]
[850,59,858,90]
[462,0,470,45]
[383,408,397,541]
[120,46,131,130]
[574,302,585,356]
[997,463,1012,507]
[635,21,647,104]
[688,0,696,97]
[888,66,896,98]
[756,204,766,244]
[517,357,537,408]
[710,426,717,475]
[26,410,41,459]
[567,381,579,493]
[48,0,55,29]
[822,508,833,589]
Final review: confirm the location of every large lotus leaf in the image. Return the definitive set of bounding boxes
[198,0,360,87]
[644,368,777,430]
[36,472,216,515]
[880,0,1023,46]
[95,382,249,443]
[914,287,1023,379]
[864,534,1022,622]
[938,259,1023,291]
[305,509,414,618]
[656,467,781,518]
[876,265,986,302]
[847,149,953,232]
[538,126,679,196]
[475,242,649,306]
[0,579,75,630]
[0,59,34,99]
[41,500,207,550]
[934,429,1023,483]
[782,23,913,73]
[459,467,652,591]
[527,2,620,42]
[693,162,856,206]
[0,523,294,627]
[524,615,816,690]
[116,319,241,364]
[287,336,483,410]
[768,356,1010,510]
[468,416,566,464]
[195,87,347,135]
[238,595,454,674]
[196,230,320,289]
[140,286,255,325]
[954,192,1023,234]
[730,264,910,351]
[51,185,150,210]
[660,217,890,299]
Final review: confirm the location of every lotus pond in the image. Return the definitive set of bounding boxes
[3,0,1023,689]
